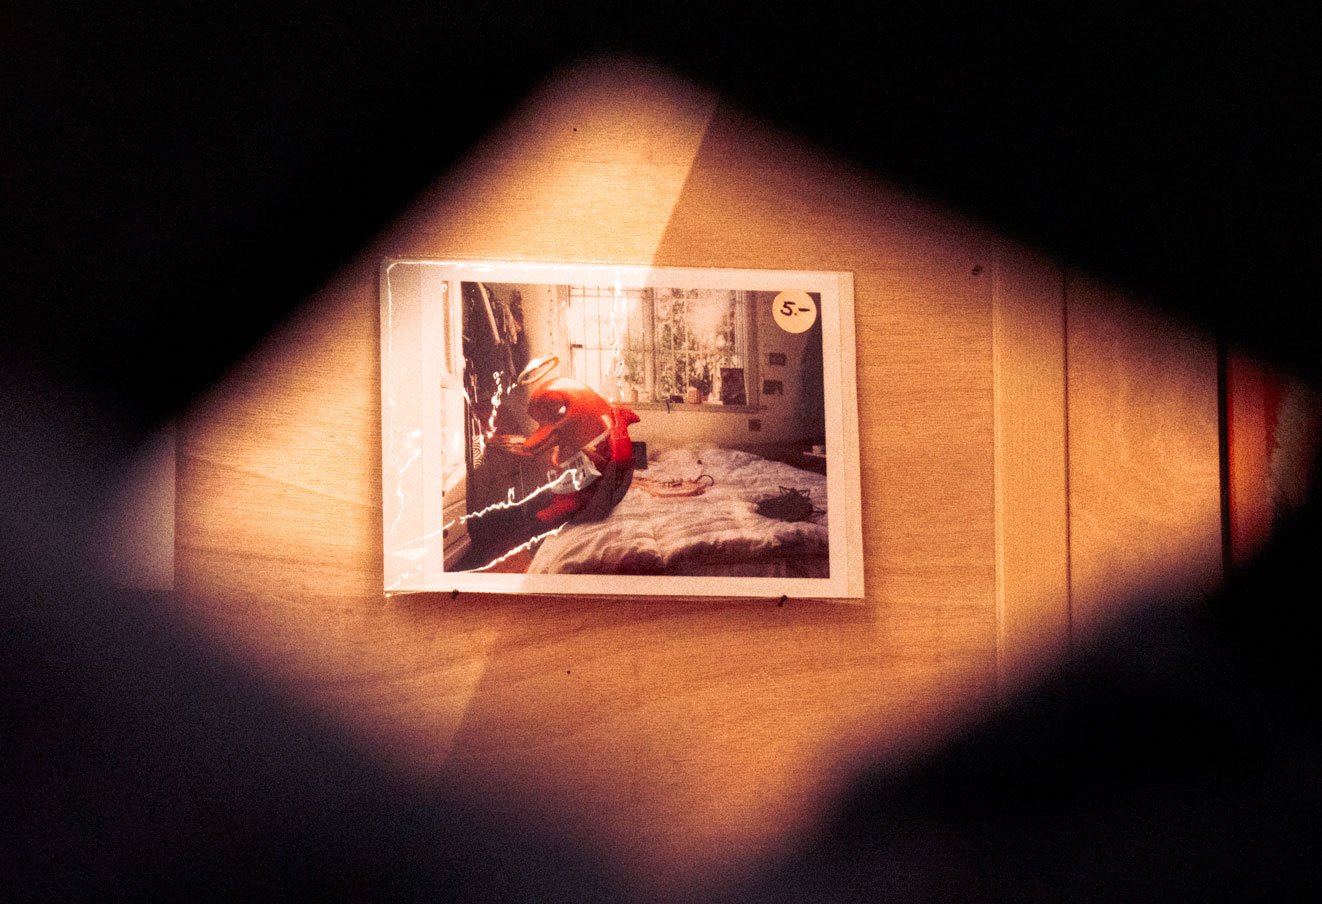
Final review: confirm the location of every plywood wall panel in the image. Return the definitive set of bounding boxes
[172,59,1077,895]
[993,250,1070,687]
[654,109,1001,681]
[384,58,718,266]
[1065,277,1223,633]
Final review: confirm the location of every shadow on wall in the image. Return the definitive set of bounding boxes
[6,10,1322,900]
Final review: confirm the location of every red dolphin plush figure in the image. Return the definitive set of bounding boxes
[520,376,639,524]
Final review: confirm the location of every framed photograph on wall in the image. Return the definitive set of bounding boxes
[380,260,863,599]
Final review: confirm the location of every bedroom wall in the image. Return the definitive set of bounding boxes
[173,56,1224,897]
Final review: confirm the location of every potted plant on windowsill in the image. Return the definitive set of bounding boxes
[617,346,645,405]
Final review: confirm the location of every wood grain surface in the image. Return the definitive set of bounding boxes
[1065,277,1223,634]
[992,250,1070,688]
[173,58,1226,894]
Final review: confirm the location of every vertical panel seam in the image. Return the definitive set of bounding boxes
[991,251,1007,691]
[1217,336,1233,576]
[1062,269,1074,654]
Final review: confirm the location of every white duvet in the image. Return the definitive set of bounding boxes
[528,447,829,576]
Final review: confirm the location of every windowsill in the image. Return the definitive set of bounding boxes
[623,401,763,414]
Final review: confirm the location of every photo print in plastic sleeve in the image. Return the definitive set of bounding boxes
[380,260,864,599]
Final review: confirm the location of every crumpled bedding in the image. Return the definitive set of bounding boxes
[528,447,829,576]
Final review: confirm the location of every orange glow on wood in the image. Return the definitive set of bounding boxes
[163,56,1275,896]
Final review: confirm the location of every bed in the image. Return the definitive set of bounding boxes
[528,447,830,577]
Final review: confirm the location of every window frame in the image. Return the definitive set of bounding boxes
[562,285,761,412]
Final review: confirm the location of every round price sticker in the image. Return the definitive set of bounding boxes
[772,290,817,334]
